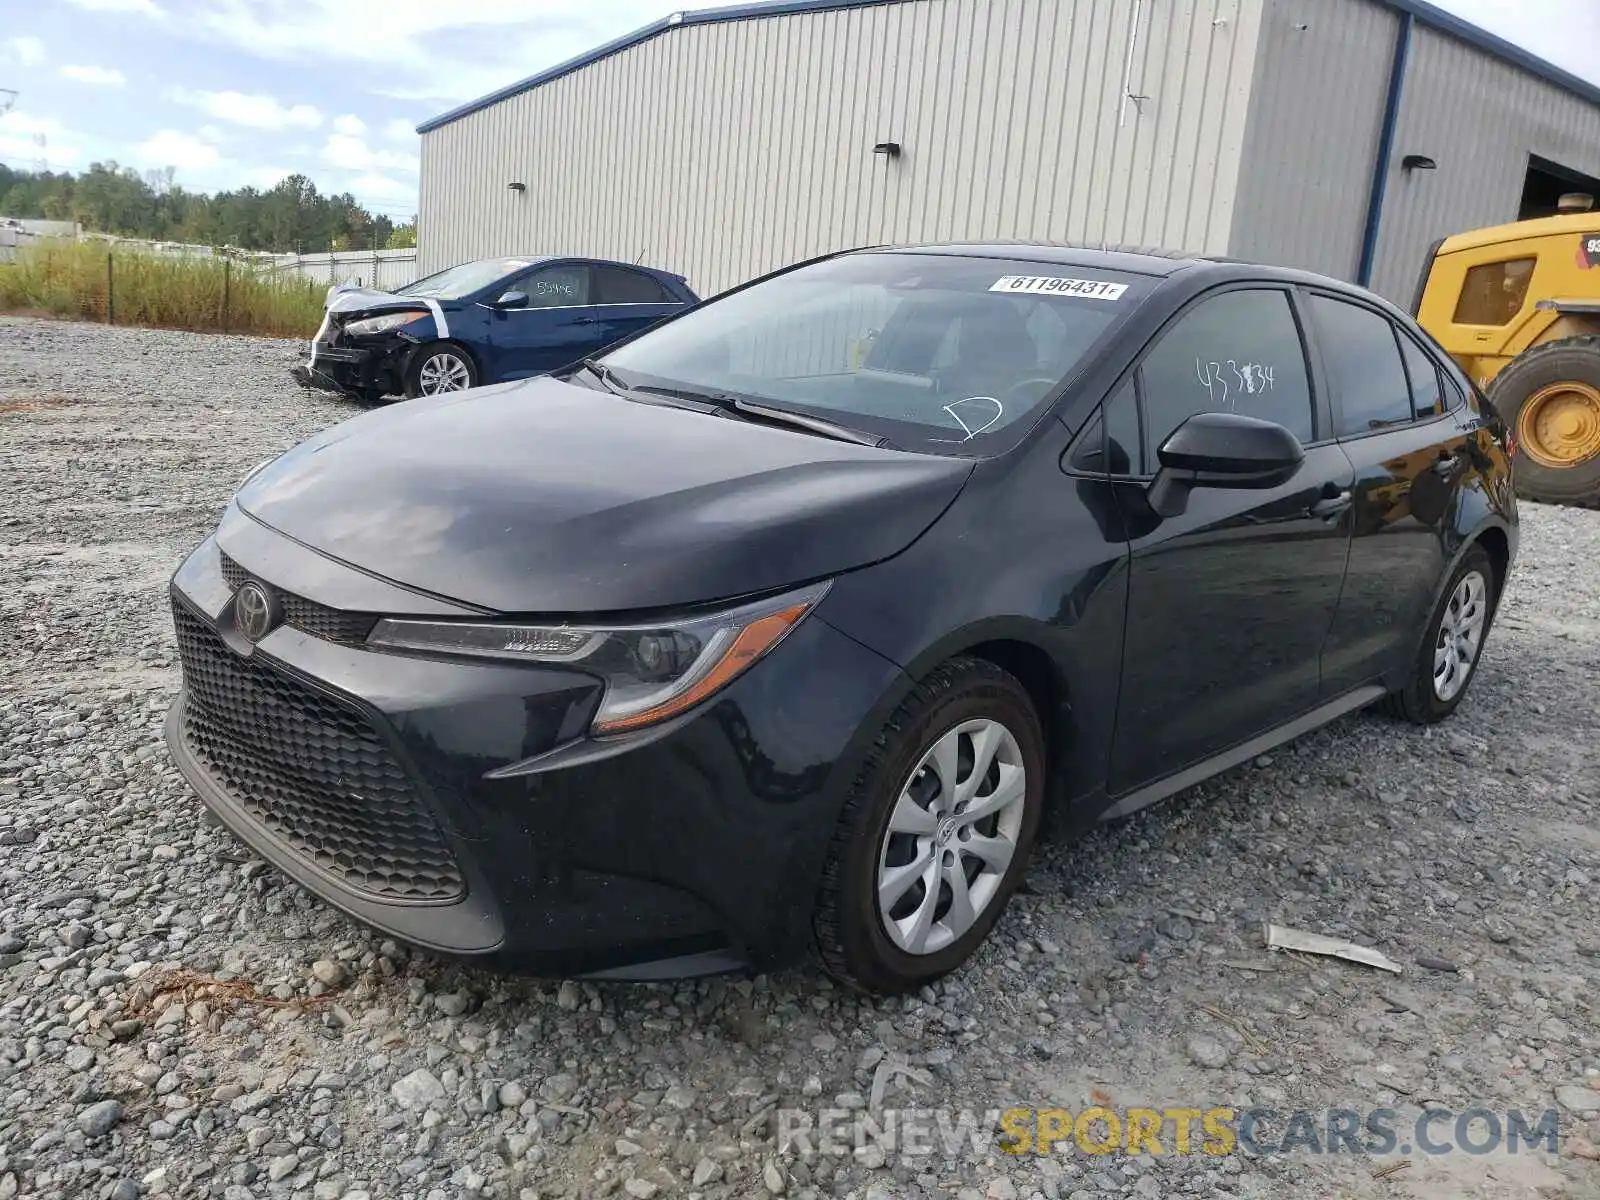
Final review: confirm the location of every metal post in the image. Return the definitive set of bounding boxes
[222,258,231,333]
[1357,12,1414,289]
[106,253,113,325]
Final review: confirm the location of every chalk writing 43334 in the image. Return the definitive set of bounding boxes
[1195,359,1276,409]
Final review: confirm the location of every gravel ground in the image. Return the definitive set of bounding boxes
[1,314,1599,1200]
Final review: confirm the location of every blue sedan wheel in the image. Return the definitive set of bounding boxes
[407,345,478,398]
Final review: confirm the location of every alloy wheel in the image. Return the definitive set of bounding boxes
[876,718,1027,956]
[418,351,473,394]
[1433,569,1488,702]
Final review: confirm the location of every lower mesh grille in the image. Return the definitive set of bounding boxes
[219,552,378,647]
[174,599,464,903]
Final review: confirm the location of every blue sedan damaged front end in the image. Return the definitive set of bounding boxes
[291,286,446,402]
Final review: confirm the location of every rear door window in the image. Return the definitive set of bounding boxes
[1138,288,1316,457]
[1310,296,1413,435]
[592,265,676,305]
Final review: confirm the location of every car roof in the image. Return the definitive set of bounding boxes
[858,240,1394,305]
[462,254,687,282]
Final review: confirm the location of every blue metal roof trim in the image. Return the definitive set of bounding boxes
[1383,0,1600,108]
[417,0,1600,135]
[416,0,898,133]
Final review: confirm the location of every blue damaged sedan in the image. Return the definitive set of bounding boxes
[290,255,699,403]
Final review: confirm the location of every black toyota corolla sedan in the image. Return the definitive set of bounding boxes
[165,243,1518,993]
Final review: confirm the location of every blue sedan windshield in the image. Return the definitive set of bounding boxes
[601,251,1153,455]
[397,258,539,300]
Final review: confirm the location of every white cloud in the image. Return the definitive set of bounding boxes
[332,114,366,136]
[194,0,670,105]
[347,171,415,202]
[4,36,45,66]
[382,117,417,141]
[321,133,418,174]
[61,64,127,86]
[63,0,163,13]
[0,111,87,169]
[134,129,222,171]
[168,87,323,131]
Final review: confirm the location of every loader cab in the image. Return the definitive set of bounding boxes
[1412,202,1600,507]
[1412,208,1600,391]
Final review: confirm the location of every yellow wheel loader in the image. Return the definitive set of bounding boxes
[1414,195,1600,508]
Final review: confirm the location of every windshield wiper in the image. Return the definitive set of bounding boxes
[577,358,632,397]
[630,383,893,448]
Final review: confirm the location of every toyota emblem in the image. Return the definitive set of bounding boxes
[234,580,280,642]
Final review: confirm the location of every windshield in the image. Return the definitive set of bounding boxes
[599,251,1152,454]
[396,257,538,300]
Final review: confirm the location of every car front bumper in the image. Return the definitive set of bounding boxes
[162,512,905,979]
[291,337,411,400]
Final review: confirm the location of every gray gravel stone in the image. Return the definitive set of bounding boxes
[1186,1035,1231,1069]
[392,1068,447,1110]
[1558,1085,1600,1114]
[76,1098,125,1137]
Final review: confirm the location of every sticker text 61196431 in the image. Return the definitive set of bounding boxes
[989,276,1128,301]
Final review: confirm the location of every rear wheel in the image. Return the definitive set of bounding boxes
[814,658,1045,994]
[1485,336,1600,507]
[1382,544,1497,724]
[404,343,478,398]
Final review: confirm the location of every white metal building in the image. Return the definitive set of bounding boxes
[416,0,1600,305]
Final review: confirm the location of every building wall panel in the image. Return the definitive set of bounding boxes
[418,0,1266,295]
[1228,0,1398,281]
[1370,23,1600,302]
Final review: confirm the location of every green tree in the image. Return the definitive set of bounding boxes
[0,163,407,254]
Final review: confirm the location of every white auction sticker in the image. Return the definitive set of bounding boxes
[989,275,1127,300]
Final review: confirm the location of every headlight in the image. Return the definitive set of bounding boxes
[344,311,425,337]
[366,581,830,735]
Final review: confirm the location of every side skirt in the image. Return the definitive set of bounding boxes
[1097,684,1388,822]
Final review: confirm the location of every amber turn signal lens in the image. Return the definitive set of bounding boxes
[592,602,812,735]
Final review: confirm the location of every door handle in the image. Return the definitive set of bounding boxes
[1309,491,1352,520]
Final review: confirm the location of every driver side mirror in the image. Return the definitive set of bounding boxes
[1146,411,1305,518]
[494,290,530,310]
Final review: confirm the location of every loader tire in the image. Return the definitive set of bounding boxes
[1486,336,1600,508]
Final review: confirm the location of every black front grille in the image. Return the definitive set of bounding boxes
[219,552,378,647]
[174,600,464,903]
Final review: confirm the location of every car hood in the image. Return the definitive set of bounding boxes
[235,376,974,613]
[322,285,441,317]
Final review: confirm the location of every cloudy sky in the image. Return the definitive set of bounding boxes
[1,0,1596,220]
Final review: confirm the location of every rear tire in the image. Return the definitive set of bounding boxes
[1485,336,1600,508]
[404,343,478,399]
[1381,544,1497,725]
[813,658,1045,994]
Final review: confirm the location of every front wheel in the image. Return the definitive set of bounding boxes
[1485,336,1600,508]
[1382,544,1497,724]
[814,658,1045,994]
[404,343,478,398]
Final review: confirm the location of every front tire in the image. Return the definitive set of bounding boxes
[404,343,478,398]
[1382,544,1497,724]
[1485,336,1600,508]
[814,658,1045,994]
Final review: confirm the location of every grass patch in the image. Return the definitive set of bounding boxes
[0,241,325,338]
